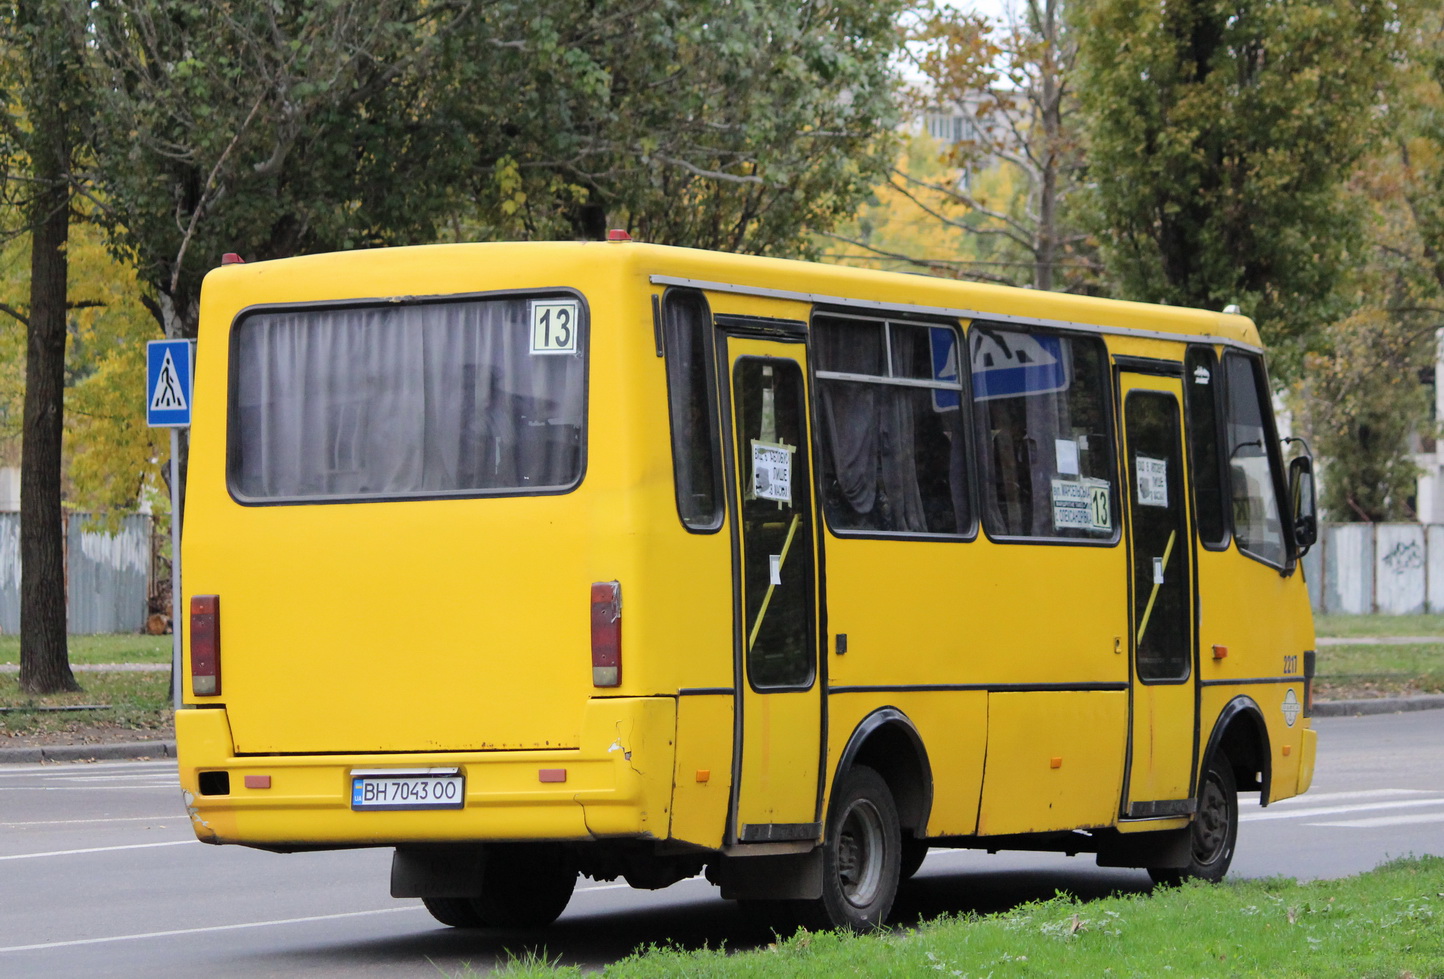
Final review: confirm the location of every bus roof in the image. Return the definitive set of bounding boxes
[202,240,1263,351]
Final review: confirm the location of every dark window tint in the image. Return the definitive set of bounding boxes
[735,358,815,689]
[1126,392,1191,681]
[230,295,585,502]
[970,326,1115,540]
[813,314,971,536]
[1223,353,1287,567]
[663,290,723,530]
[1184,347,1228,546]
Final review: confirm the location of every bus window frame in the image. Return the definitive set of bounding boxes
[1221,350,1296,574]
[969,323,1122,549]
[1183,345,1233,553]
[809,307,978,544]
[225,288,591,508]
[660,286,726,534]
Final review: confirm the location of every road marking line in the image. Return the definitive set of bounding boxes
[1268,789,1432,805]
[0,840,194,862]
[1310,811,1444,829]
[0,882,708,954]
[0,784,177,792]
[0,906,423,954]
[0,762,176,779]
[0,815,181,828]
[1242,797,1444,823]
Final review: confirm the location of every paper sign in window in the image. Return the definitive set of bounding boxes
[751,440,795,505]
[1135,456,1169,507]
[1055,438,1080,476]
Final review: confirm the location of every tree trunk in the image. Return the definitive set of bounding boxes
[18,0,79,695]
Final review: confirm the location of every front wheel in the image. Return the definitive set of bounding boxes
[1149,757,1238,886]
[806,765,901,932]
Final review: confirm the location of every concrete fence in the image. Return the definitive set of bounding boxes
[0,513,153,635]
[1303,522,1444,614]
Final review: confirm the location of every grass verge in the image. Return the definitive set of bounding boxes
[476,857,1444,979]
[0,633,171,666]
[1314,613,1444,638]
[0,670,173,744]
[1315,642,1444,699]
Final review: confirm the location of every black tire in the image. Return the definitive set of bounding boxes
[422,896,486,928]
[806,765,901,932]
[1149,757,1238,886]
[421,844,577,929]
[899,835,929,882]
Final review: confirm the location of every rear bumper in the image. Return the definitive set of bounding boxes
[175,697,677,849]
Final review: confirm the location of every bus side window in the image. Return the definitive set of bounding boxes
[970,326,1116,542]
[1222,352,1287,567]
[1184,346,1229,547]
[812,314,972,537]
[662,289,724,532]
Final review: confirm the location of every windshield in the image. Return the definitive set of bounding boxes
[229,293,587,503]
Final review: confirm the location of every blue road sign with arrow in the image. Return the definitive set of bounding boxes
[146,339,194,428]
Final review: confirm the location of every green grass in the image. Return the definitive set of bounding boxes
[0,633,171,666]
[473,857,1444,979]
[1314,613,1444,638]
[1315,642,1444,699]
[0,670,172,739]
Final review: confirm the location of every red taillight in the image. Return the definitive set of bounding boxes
[591,581,622,687]
[191,595,221,697]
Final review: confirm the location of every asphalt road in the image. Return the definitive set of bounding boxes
[2,709,1441,978]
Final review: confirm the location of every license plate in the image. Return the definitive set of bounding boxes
[350,768,464,811]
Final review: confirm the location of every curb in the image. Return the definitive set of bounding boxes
[0,740,176,764]
[1312,695,1444,717]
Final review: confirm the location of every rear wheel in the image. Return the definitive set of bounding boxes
[421,843,577,929]
[806,765,900,932]
[1149,757,1238,886]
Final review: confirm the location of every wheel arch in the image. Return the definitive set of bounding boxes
[832,707,933,838]
[1202,696,1271,803]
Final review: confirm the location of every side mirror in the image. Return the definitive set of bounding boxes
[1288,455,1318,556]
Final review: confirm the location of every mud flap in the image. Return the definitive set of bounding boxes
[391,845,486,898]
[712,848,823,900]
[1094,827,1191,870]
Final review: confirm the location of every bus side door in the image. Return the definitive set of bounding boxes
[1120,373,1199,815]
[721,334,824,844]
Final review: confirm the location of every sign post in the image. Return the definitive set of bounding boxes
[146,339,195,710]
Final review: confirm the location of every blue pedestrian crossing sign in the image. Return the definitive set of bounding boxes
[146,339,195,427]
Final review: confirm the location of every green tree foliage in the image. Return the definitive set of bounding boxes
[83,0,474,340]
[1294,2,1444,521]
[830,1,1097,291]
[0,218,166,524]
[82,0,906,344]
[1075,0,1399,367]
[450,0,905,255]
[1297,309,1429,522]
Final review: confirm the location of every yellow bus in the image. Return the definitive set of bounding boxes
[177,238,1318,932]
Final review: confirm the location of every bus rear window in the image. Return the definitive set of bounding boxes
[229,294,587,503]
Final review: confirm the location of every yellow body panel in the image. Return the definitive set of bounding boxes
[178,697,676,846]
[178,240,1314,865]
[670,694,734,848]
[978,691,1129,834]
